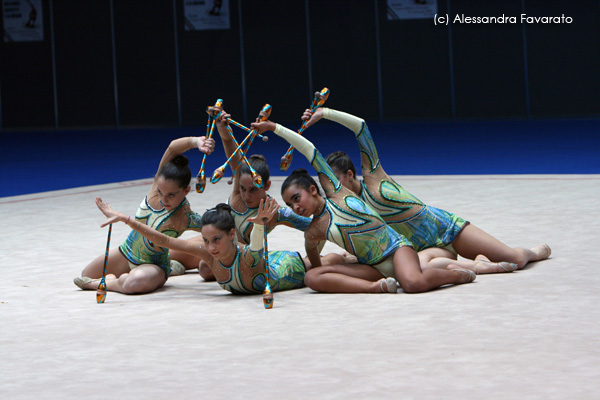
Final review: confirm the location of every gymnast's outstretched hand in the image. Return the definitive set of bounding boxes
[96,197,127,228]
[250,120,276,135]
[301,107,324,129]
[247,197,278,226]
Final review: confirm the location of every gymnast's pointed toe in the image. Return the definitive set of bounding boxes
[542,244,552,258]
[498,262,519,272]
[169,260,186,276]
[531,244,552,260]
[73,276,93,290]
[452,268,477,283]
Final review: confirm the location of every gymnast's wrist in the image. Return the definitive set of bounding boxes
[217,124,232,139]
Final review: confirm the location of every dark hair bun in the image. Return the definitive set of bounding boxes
[202,203,235,231]
[241,154,270,182]
[292,168,308,175]
[172,155,190,168]
[249,154,266,162]
[215,203,232,213]
[158,154,192,188]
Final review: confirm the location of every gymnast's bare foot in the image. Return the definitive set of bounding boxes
[473,254,518,274]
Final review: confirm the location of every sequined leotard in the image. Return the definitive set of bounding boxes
[212,223,306,294]
[321,108,468,252]
[228,195,312,245]
[273,124,413,267]
[119,193,202,277]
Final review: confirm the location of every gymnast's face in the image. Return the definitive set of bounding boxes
[283,183,321,217]
[156,176,190,210]
[201,225,236,262]
[239,173,270,208]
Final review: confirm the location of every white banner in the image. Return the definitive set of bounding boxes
[387,0,437,20]
[184,0,230,31]
[3,0,43,42]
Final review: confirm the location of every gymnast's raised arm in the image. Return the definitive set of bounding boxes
[304,107,383,176]
[251,120,342,197]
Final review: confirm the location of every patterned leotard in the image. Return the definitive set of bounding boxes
[119,194,202,276]
[228,195,312,245]
[212,224,306,294]
[322,108,468,252]
[273,124,413,266]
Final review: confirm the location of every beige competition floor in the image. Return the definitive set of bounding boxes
[2,174,599,399]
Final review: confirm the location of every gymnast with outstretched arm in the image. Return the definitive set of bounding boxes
[74,135,215,294]
[96,197,307,294]
[251,119,476,293]
[300,106,551,274]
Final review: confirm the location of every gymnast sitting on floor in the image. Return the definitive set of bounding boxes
[74,135,214,294]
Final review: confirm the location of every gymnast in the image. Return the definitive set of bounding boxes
[251,119,476,293]
[300,106,551,274]
[96,197,307,294]
[73,135,215,294]
[173,107,353,280]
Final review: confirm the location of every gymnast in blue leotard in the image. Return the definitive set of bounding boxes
[251,119,477,294]
[301,106,551,274]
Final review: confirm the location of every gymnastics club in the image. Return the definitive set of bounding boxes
[223,114,269,185]
[226,117,269,140]
[262,216,273,309]
[280,87,330,171]
[211,104,272,188]
[96,223,112,304]
[201,102,267,185]
[220,124,268,185]
[210,120,262,187]
[231,104,272,185]
[196,99,223,193]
